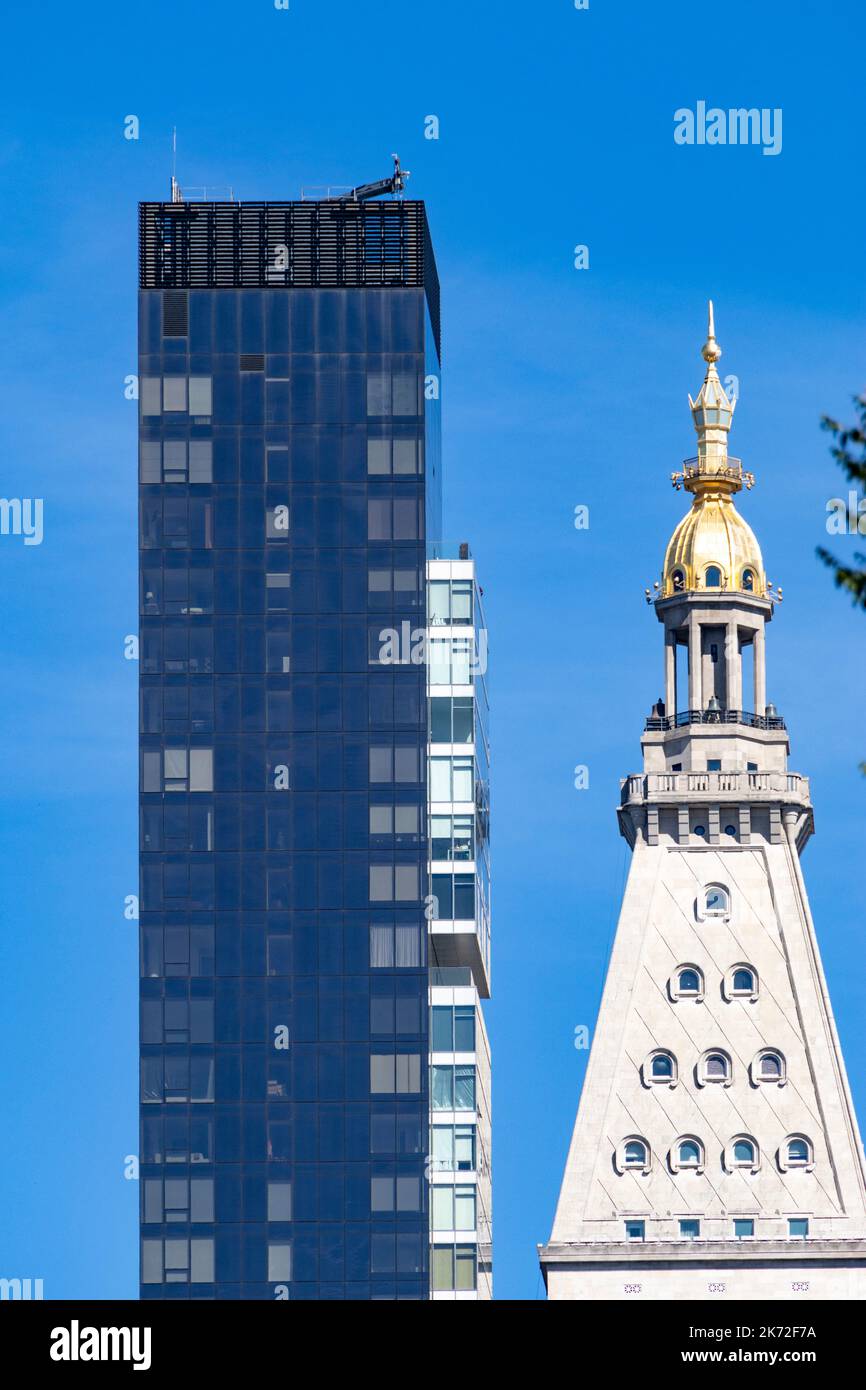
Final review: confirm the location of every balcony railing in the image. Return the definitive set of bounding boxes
[621,770,810,803]
[682,455,742,479]
[427,541,472,561]
[645,708,786,732]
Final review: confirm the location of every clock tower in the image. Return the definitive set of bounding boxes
[540,308,866,1300]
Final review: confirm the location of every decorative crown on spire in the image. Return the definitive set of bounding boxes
[672,300,753,497]
[688,299,735,436]
[662,303,763,600]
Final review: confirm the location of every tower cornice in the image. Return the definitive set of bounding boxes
[653,591,774,621]
[540,1237,866,1270]
[621,768,811,806]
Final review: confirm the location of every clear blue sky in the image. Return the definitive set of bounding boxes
[1,0,865,1301]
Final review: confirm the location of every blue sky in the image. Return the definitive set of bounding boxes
[1,0,865,1301]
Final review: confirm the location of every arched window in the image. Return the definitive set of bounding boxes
[704,885,729,916]
[701,884,730,918]
[642,1050,678,1088]
[726,1135,760,1172]
[624,1140,647,1167]
[671,568,685,592]
[724,963,759,1002]
[616,1136,651,1175]
[742,568,755,592]
[670,965,704,1003]
[673,1137,704,1171]
[705,565,722,588]
[699,1050,732,1086]
[752,1049,786,1087]
[779,1135,813,1171]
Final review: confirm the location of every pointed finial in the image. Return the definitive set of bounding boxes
[702,299,722,365]
[686,299,741,491]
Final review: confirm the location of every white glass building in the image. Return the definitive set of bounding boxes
[427,552,492,1299]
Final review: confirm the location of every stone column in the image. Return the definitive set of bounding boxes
[754,623,766,714]
[665,628,677,715]
[688,612,702,711]
[726,618,741,712]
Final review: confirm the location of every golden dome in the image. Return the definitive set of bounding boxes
[662,491,765,598]
[660,303,765,599]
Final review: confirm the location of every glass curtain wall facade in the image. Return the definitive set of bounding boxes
[138,198,441,1299]
[427,556,492,1298]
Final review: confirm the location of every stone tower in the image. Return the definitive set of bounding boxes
[540,307,866,1300]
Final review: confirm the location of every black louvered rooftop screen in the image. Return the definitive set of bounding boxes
[139,199,440,356]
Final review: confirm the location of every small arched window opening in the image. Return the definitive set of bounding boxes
[752,1049,787,1087]
[724,963,759,1003]
[616,1136,652,1175]
[624,1140,647,1167]
[670,965,704,1004]
[642,1050,678,1088]
[697,1048,733,1089]
[703,884,730,918]
[726,1135,761,1172]
[779,1135,813,1172]
[677,1139,703,1168]
[742,568,755,592]
[671,568,685,592]
[760,1052,782,1079]
[705,565,722,588]
[705,1053,730,1081]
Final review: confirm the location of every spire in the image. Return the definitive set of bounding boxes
[702,298,721,364]
[682,300,746,497]
[665,303,761,598]
[689,299,734,435]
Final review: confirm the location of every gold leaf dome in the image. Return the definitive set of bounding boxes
[662,492,765,598]
[661,302,765,599]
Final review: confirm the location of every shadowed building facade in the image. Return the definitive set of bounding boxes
[138,196,429,1299]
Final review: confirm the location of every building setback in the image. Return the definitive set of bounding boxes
[540,306,866,1300]
[138,191,491,1299]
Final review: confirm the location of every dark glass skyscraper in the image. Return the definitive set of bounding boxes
[138,194,447,1299]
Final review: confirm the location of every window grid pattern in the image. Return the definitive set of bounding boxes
[139,282,441,1300]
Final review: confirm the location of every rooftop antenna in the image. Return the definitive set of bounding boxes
[330,154,410,203]
[170,127,182,203]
